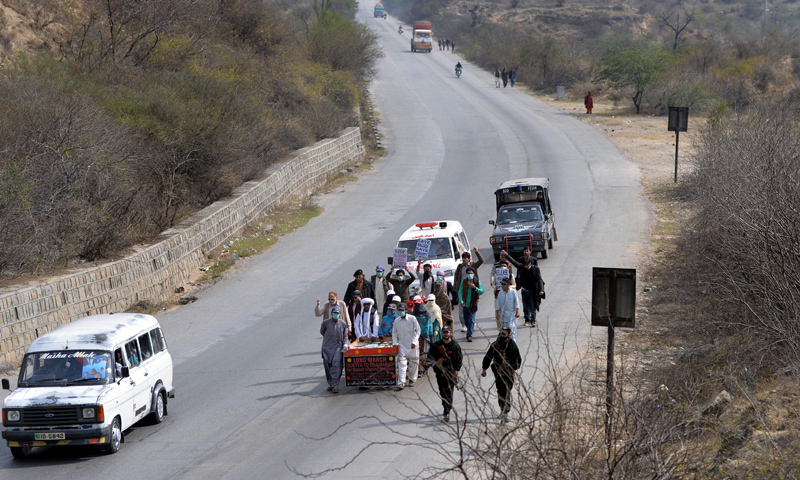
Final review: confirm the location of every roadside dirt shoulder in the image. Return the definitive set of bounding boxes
[539,96,697,372]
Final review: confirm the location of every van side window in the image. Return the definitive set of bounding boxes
[451,238,460,261]
[114,349,124,377]
[458,231,470,251]
[138,333,154,361]
[150,328,166,353]
[125,340,141,367]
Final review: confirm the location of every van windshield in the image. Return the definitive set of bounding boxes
[18,351,114,387]
[397,238,453,262]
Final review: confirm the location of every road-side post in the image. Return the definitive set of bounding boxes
[591,268,636,454]
[668,107,689,183]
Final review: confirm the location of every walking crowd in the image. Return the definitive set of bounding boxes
[315,249,545,423]
[494,66,516,88]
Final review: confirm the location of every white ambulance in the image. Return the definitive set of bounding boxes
[392,221,472,288]
[2,312,174,458]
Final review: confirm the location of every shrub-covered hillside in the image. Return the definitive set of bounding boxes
[0,0,381,278]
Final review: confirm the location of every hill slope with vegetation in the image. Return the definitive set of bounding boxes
[385,0,800,113]
[0,0,380,279]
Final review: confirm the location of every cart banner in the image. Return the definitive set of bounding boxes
[414,239,431,259]
[345,354,397,386]
[393,248,408,268]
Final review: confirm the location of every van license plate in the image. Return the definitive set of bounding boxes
[513,246,524,251]
[35,433,65,440]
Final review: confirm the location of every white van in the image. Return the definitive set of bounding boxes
[2,312,174,458]
[393,221,471,288]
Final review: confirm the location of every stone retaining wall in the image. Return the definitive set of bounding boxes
[0,127,364,369]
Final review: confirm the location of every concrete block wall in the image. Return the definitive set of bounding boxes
[0,127,364,368]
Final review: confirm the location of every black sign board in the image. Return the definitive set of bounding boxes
[668,107,688,132]
[591,267,636,328]
[345,354,397,386]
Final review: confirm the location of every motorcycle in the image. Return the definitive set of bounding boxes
[455,67,462,78]
[398,27,403,34]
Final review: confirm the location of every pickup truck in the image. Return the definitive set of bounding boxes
[411,21,433,52]
[489,178,557,260]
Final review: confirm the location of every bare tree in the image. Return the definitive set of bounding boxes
[658,8,695,52]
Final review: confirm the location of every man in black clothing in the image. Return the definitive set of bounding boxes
[501,246,538,267]
[481,327,522,422]
[509,254,545,327]
[344,269,375,304]
[428,326,463,423]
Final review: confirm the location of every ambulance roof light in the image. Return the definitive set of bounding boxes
[415,222,438,229]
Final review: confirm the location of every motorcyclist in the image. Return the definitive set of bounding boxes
[455,61,463,76]
[398,25,403,34]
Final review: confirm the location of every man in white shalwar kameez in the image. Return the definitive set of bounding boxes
[495,278,520,340]
[392,303,421,388]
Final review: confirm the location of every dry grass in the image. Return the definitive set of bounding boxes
[539,93,800,478]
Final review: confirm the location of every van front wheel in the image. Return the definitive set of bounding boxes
[104,417,122,454]
[150,391,165,424]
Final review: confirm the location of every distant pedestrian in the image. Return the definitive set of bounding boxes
[481,326,521,422]
[501,67,508,88]
[451,41,455,54]
[438,39,442,50]
[445,38,450,51]
[585,91,593,114]
[428,326,462,423]
[320,306,350,393]
[509,67,516,87]
[494,68,501,88]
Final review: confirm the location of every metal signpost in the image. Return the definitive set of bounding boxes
[668,107,689,183]
[591,267,636,447]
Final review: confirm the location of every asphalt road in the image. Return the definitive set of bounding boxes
[0,4,652,479]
